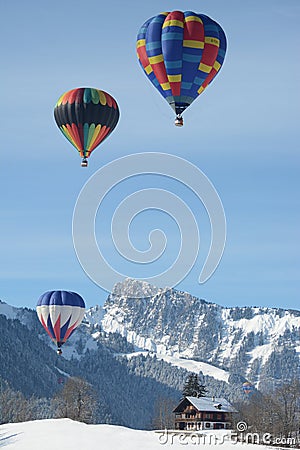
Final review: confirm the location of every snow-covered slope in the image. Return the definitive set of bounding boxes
[1,279,299,391]
[98,279,300,389]
[123,351,230,383]
[0,300,18,319]
[0,299,35,328]
[0,419,275,450]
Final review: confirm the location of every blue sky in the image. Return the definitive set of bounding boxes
[1,0,299,310]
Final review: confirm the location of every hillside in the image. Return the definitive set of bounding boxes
[100,279,300,391]
[0,308,181,429]
[0,418,277,450]
[0,279,299,428]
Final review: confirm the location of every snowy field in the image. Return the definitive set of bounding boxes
[0,419,277,450]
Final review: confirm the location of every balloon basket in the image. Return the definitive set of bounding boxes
[175,115,184,127]
[81,159,88,167]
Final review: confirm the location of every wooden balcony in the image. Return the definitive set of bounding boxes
[175,413,229,423]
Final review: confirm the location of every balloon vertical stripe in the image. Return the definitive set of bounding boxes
[36,291,86,351]
[136,10,226,118]
[54,87,120,165]
[53,315,61,343]
[90,126,109,152]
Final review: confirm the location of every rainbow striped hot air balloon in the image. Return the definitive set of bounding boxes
[136,11,227,126]
[36,291,86,354]
[54,87,120,167]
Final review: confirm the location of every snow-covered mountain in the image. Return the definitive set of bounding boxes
[97,279,300,390]
[1,279,299,394]
[0,299,32,325]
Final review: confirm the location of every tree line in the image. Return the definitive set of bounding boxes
[234,378,300,446]
[0,378,99,425]
[1,371,299,449]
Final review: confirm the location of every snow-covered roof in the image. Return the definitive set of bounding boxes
[176,396,238,413]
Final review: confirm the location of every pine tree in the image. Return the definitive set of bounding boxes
[182,374,207,398]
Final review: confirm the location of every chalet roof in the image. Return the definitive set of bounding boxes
[174,396,238,413]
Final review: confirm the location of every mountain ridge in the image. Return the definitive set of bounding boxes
[99,279,300,390]
[1,278,299,396]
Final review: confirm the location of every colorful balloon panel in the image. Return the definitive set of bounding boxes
[36,291,86,349]
[136,11,226,116]
[243,382,254,395]
[54,87,119,161]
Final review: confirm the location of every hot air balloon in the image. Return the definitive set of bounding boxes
[136,11,227,126]
[243,381,254,396]
[54,87,120,167]
[36,290,86,354]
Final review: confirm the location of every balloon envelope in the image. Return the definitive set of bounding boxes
[136,11,226,120]
[243,382,254,395]
[36,290,86,349]
[54,87,120,164]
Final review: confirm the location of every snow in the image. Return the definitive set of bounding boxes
[2,281,299,389]
[0,301,33,328]
[122,351,230,383]
[83,305,104,327]
[112,278,161,298]
[218,308,300,381]
[247,344,274,367]
[231,311,299,337]
[0,419,275,450]
[0,302,18,320]
[99,293,300,387]
[221,308,300,343]
[59,329,99,360]
[101,312,161,352]
[99,284,300,390]
[155,354,230,383]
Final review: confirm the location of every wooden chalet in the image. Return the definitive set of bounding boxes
[173,396,237,431]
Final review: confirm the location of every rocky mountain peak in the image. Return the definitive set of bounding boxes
[111,278,162,299]
[100,280,300,390]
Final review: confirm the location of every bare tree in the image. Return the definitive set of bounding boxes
[0,387,33,424]
[273,378,300,439]
[52,377,97,424]
[152,397,177,430]
[235,379,300,442]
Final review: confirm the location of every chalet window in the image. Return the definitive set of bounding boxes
[204,413,212,419]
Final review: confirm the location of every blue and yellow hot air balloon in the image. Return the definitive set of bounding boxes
[136,11,227,126]
[36,290,86,354]
[243,381,254,397]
